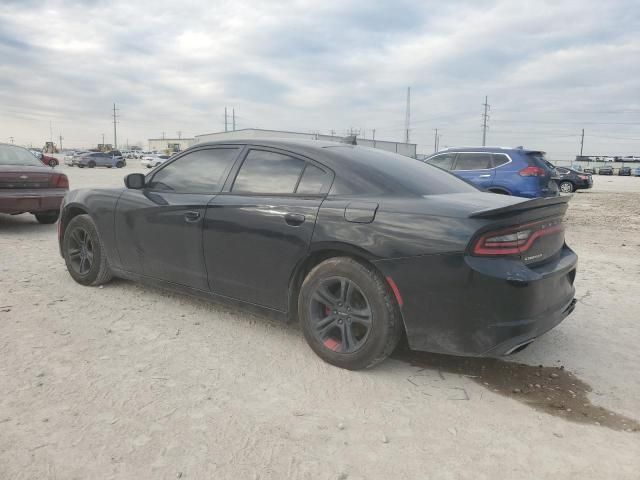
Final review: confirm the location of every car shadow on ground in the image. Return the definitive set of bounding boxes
[0,213,56,233]
[96,278,639,434]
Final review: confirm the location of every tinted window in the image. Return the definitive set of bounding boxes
[147,148,239,193]
[557,167,569,174]
[426,153,455,170]
[492,153,510,167]
[296,164,328,194]
[454,153,492,170]
[232,150,305,194]
[326,146,478,196]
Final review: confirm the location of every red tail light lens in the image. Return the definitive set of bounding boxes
[519,166,546,177]
[50,173,69,189]
[472,218,564,256]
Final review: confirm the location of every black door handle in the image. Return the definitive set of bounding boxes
[184,211,201,222]
[284,213,306,226]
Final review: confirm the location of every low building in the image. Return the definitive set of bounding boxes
[193,128,417,158]
[147,138,195,153]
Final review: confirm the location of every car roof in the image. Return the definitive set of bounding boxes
[187,138,387,170]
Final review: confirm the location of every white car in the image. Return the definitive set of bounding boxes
[140,154,170,168]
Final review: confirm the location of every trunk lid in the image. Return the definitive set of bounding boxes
[0,165,56,189]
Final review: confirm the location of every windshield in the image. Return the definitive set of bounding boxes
[0,144,44,166]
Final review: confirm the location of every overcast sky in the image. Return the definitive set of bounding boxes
[1,0,639,158]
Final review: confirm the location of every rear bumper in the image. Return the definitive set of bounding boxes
[373,246,578,357]
[0,189,66,214]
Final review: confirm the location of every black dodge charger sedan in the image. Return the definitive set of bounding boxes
[58,140,577,370]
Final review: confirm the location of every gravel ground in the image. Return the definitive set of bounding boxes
[1,166,639,479]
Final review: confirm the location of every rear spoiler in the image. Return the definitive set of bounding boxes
[469,195,570,219]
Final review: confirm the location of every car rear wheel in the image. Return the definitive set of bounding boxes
[34,210,59,224]
[116,161,124,168]
[88,161,96,168]
[559,181,574,193]
[62,214,112,286]
[298,257,403,370]
[49,158,58,167]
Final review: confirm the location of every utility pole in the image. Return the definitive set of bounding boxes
[481,95,490,146]
[330,129,336,136]
[224,107,228,132]
[102,133,105,147]
[580,128,585,157]
[177,131,182,140]
[232,108,236,131]
[404,86,411,143]
[372,128,376,147]
[162,131,165,140]
[49,121,53,143]
[433,128,439,153]
[112,103,119,150]
[9,136,14,144]
[59,134,63,151]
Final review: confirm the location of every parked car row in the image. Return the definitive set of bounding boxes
[65,151,126,168]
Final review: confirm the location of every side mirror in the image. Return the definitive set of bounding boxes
[124,173,145,189]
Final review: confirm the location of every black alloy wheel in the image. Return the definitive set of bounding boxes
[62,214,112,286]
[67,226,94,276]
[310,276,372,353]
[559,181,574,193]
[299,257,403,370]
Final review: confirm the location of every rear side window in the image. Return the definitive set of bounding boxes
[491,154,510,167]
[147,148,239,193]
[426,153,456,170]
[453,153,492,170]
[296,164,328,194]
[232,150,305,194]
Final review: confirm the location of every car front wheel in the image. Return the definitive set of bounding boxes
[559,181,574,193]
[298,257,403,370]
[62,214,113,286]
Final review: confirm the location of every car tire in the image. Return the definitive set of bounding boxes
[298,257,403,370]
[49,158,58,167]
[116,161,124,168]
[62,214,113,286]
[34,210,59,224]
[559,181,574,193]
[88,161,96,168]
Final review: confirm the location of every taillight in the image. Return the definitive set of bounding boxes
[472,218,564,256]
[50,173,69,189]
[519,166,546,177]
[578,175,589,180]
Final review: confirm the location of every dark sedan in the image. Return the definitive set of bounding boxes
[58,140,577,370]
[554,167,593,193]
[0,143,69,223]
[598,165,614,175]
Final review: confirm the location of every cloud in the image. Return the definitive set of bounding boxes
[0,0,638,158]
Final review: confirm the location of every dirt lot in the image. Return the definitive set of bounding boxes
[1,167,639,479]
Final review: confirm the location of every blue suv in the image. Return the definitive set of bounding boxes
[423,147,559,198]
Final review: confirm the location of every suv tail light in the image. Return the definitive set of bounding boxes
[519,166,546,177]
[472,218,564,256]
[50,173,69,189]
